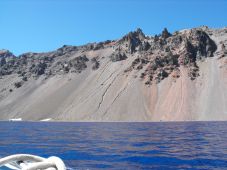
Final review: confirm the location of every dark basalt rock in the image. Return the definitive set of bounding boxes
[161,28,171,39]
[91,58,100,70]
[110,52,127,62]
[178,39,196,65]
[57,45,78,55]
[85,43,95,51]
[219,43,227,58]
[156,69,169,80]
[120,28,145,53]
[139,41,151,51]
[187,62,200,80]
[154,35,159,42]
[22,76,28,81]
[0,50,15,59]
[221,43,226,51]
[0,57,6,66]
[34,63,47,75]
[131,57,149,69]
[126,28,217,85]
[0,27,218,86]
[69,55,89,73]
[0,50,16,76]
[93,42,104,50]
[189,30,217,58]
[14,81,22,88]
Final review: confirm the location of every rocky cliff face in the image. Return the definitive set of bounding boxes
[0,26,227,121]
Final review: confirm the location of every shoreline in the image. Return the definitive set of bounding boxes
[1,120,227,123]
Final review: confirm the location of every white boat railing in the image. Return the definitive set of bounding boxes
[0,154,66,170]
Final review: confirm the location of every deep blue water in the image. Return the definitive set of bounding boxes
[0,122,227,170]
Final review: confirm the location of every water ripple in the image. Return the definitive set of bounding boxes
[0,121,227,169]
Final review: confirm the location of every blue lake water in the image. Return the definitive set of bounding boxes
[0,122,227,170]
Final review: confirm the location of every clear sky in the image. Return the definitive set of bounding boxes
[0,0,227,55]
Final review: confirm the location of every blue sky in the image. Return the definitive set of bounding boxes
[0,0,227,55]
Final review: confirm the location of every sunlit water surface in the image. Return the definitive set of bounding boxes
[0,122,227,170]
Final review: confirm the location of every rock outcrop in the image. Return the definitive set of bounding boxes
[0,26,226,121]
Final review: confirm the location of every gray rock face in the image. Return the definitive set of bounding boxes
[0,26,226,121]
[91,58,100,70]
[124,28,217,84]
[0,28,218,84]
[110,52,127,62]
[0,50,15,58]
[119,28,145,53]
[0,28,218,85]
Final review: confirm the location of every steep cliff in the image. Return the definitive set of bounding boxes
[0,26,226,121]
